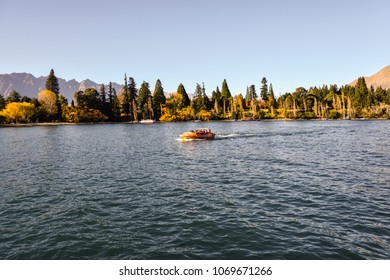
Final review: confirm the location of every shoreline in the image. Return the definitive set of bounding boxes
[1,118,388,127]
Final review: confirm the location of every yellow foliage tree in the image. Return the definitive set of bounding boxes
[0,102,36,123]
[38,90,58,117]
[196,109,212,121]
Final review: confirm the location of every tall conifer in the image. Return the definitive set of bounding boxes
[261,77,268,102]
[45,69,60,95]
[152,79,166,120]
[177,83,190,108]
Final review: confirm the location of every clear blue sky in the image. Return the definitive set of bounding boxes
[1,0,389,96]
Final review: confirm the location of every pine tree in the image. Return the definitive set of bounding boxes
[202,82,211,110]
[0,94,5,110]
[6,90,22,103]
[261,77,268,102]
[221,79,231,99]
[268,83,277,116]
[137,82,152,119]
[152,79,166,120]
[127,77,138,121]
[248,84,257,113]
[122,74,131,117]
[211,86,222,114]
[245,86,251,103]
[192,83,204,112]
[99,84,106,104]
[177,83,190,108]
[108,82,113,107]
[112,91,120,120]
[45,69,60,95]
[354,76,368,109]
[249,85,257,100]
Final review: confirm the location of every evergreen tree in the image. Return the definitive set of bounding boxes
[261,77,268,102]
[99,83,112,116]
[245,86,251,103]
[99,84,106,104]
[211,86,222,114]
[202,82,211,110]
[6,90,21,103]
[192,83,204,112]
[354,76,368,109]
[45,69,60,95]
[152,79,166,120]
[268,83,277,110]
[0,94,5,110]
[137,81,153,119]
[249,85,257,100]
[221,79,231,99]
[221,79,232,114]
[78,88,100,109]
[112,91,120,120]
[127,77,138,121]
[177,83,190,108]
[122,74,131,117]
[108,82,113,108]
[57,94,68,120]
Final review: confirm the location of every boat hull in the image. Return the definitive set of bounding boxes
[180,131,215,140]
[140,119,156,124]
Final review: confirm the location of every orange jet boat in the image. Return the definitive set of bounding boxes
[180,128,216,140]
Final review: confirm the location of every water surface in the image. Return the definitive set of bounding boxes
[0,120,389,259]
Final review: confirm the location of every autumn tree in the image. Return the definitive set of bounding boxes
[0,102,36,123]
[38,90,58,120]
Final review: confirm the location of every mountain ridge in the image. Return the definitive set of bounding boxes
[349,65,390,89]
[0,73,123,101]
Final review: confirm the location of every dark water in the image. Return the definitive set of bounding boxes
[1,120,389,259]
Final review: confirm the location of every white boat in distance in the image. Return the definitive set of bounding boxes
[139,119,156,124]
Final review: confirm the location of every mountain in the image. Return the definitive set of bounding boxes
[350,65,390,89]
[0,73,123,101]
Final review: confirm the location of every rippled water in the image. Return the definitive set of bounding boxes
[1,120,389,259]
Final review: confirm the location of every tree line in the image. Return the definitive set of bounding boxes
[1,69,390,124]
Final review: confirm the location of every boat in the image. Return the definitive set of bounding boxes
[180,128,215,140]
[139,119,156,124]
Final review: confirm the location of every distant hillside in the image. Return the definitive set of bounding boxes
[0,73,122,101]
[350,65,390,89]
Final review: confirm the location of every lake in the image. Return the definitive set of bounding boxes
[0,120,389,259]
